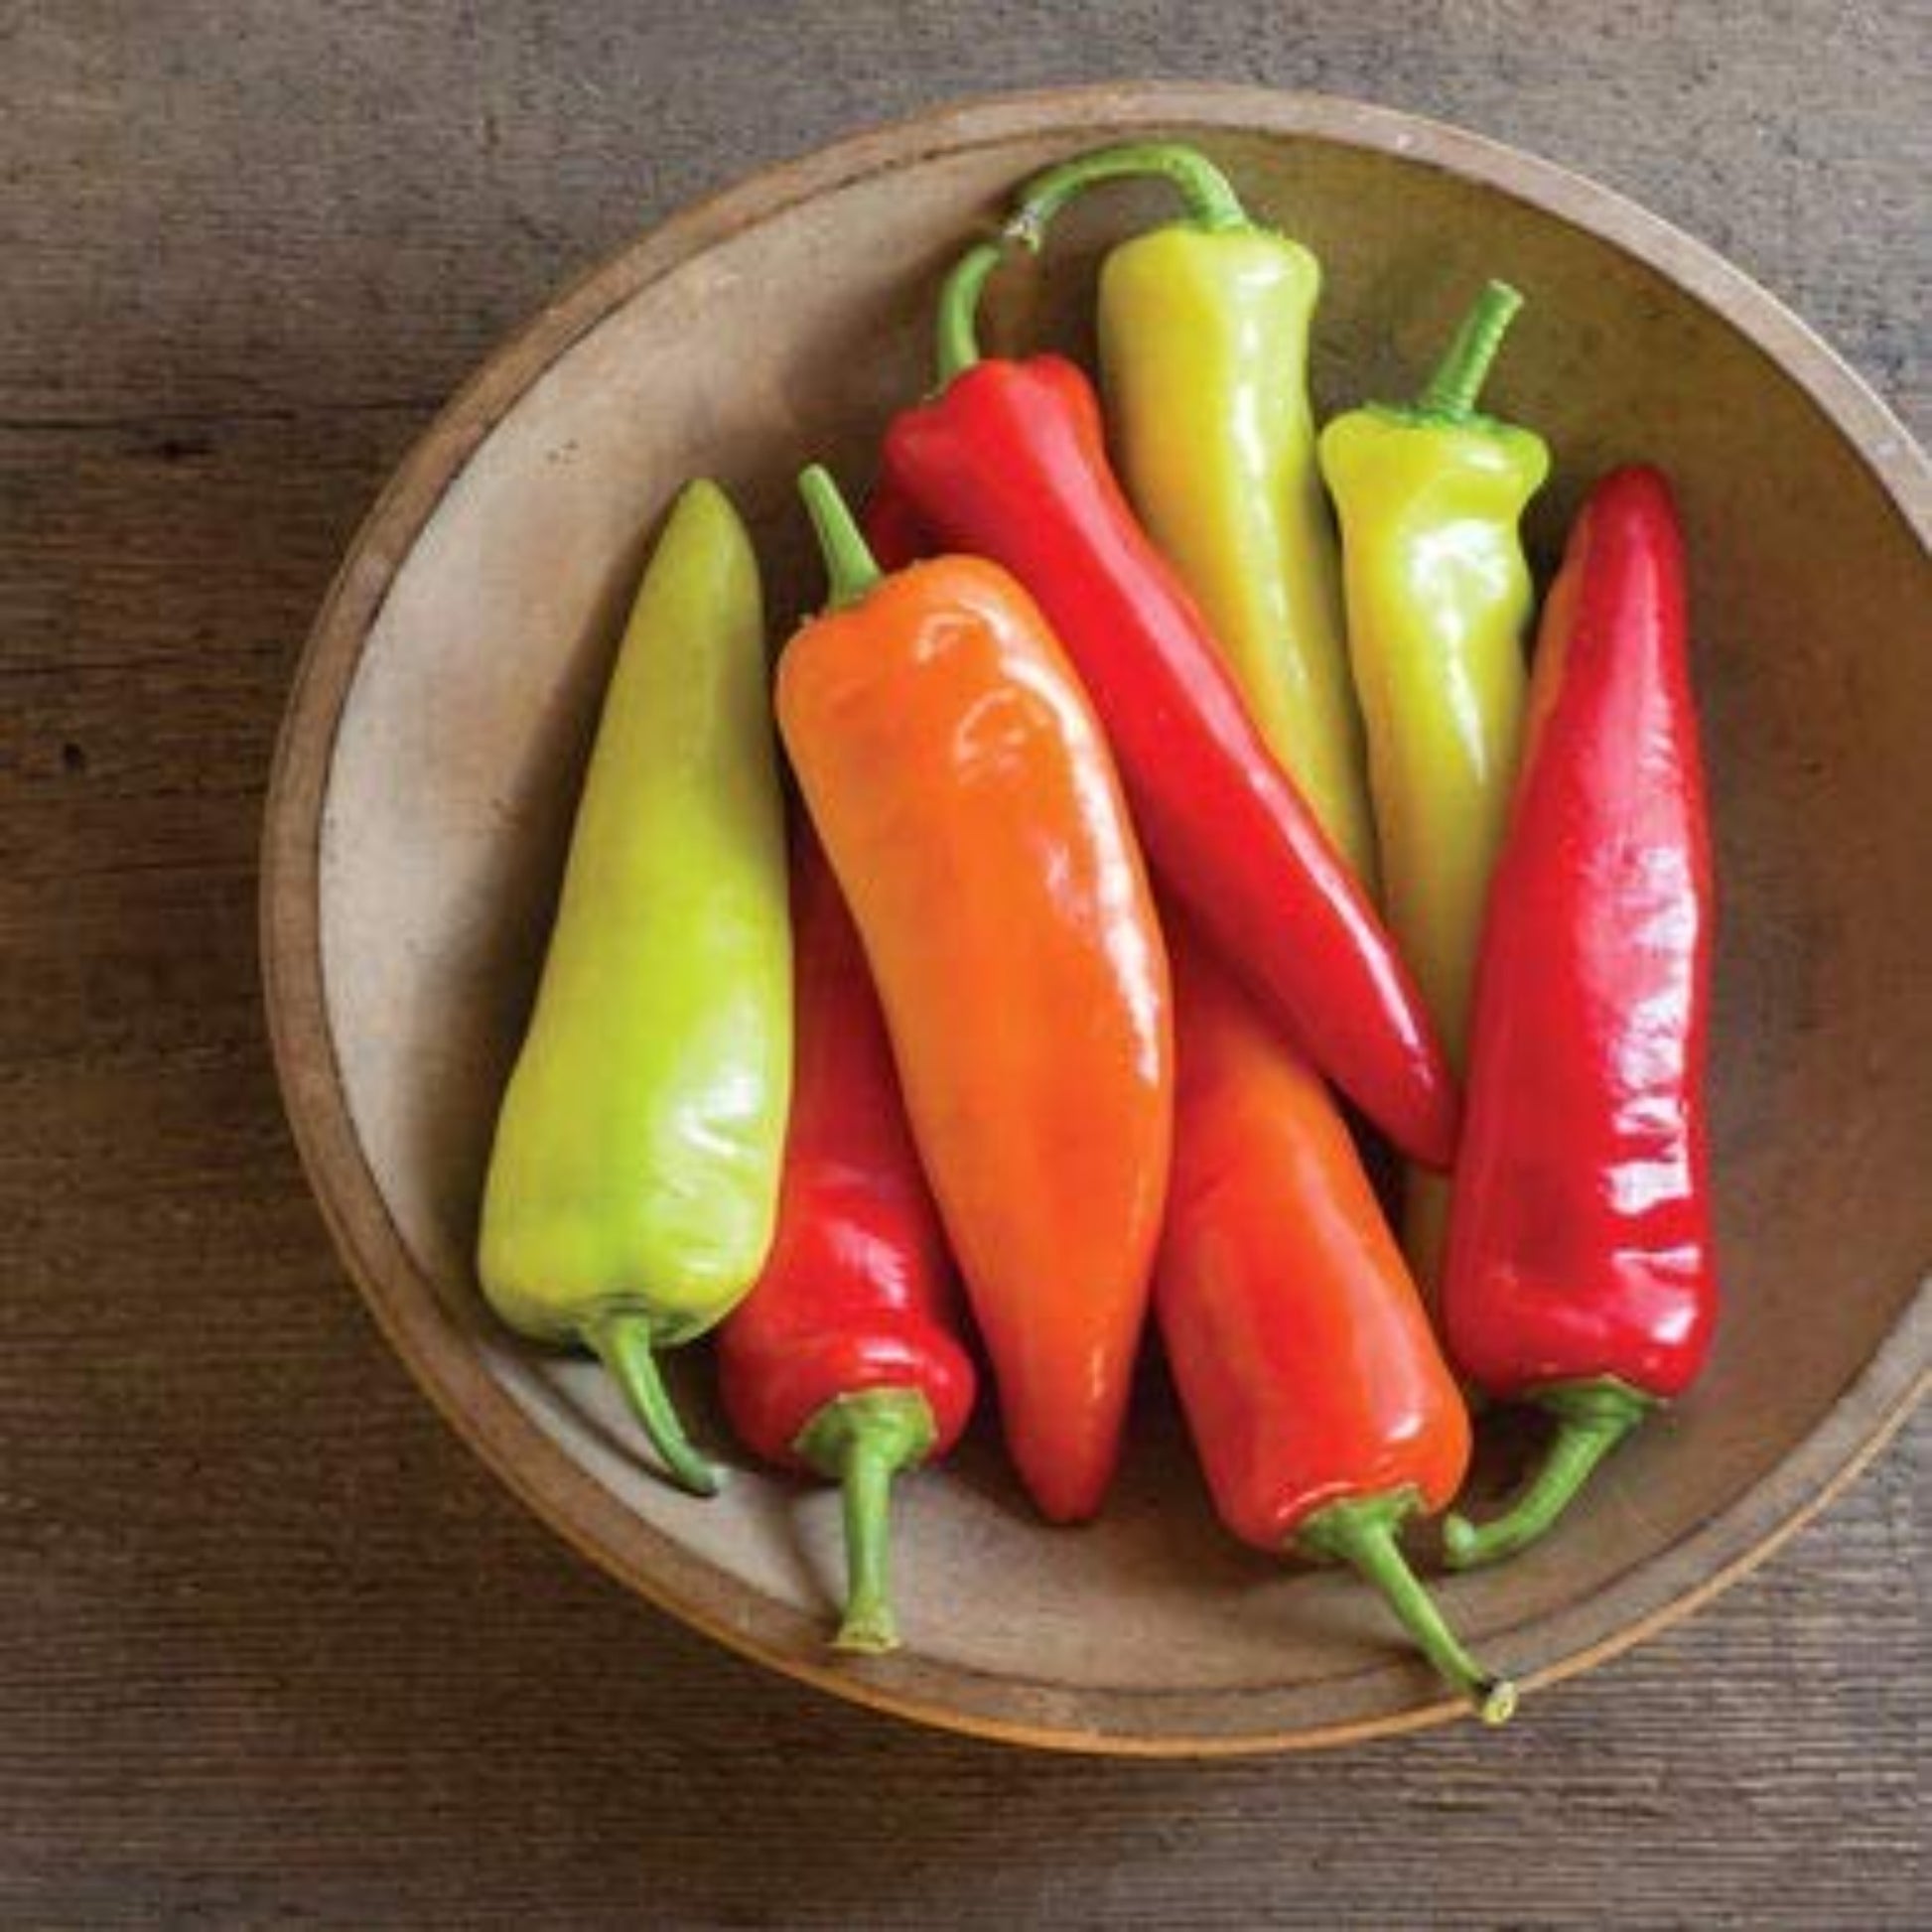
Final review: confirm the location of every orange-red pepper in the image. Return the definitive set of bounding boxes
[778,467,1173,1525]
[1158,917,1511,1721]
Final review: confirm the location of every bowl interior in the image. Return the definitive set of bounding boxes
[301,101,1931,1746]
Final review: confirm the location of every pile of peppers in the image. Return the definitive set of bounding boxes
[475,143,1717,1725]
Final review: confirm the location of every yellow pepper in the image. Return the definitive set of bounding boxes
[479,481,792,1494]
[1006,143,1377,889]
[1318,283,1549,1283]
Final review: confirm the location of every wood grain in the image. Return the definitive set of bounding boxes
[2,2,1925,1924]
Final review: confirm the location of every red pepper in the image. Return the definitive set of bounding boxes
[1443,467,1717,1569]
[1157,916,1512,1721]
[718,825,976,1652]
[877,243,1458,1170]
[859,478,932,572]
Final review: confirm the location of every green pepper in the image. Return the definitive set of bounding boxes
[1317,284,1549,1284]
[479,480,792,1495]
[1006,142,1377,888]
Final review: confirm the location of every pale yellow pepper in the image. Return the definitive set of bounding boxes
[1318,284,1549,1282]
[1007,142,1378,889]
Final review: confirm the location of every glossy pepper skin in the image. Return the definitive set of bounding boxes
[859,479,932,572]
[1320,282,1549,1288]
[880,244,1456,1170]
[1157,918,1512,1723]
[718,827,975,1653]
[479,482,791,1497]
[1007,143,1376,887]
[778,468,1173,1525]
[1443,467,1716,1569]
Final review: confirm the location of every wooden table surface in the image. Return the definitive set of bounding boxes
[4,4,1925,1925]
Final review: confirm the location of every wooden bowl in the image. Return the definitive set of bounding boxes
[262,85,1930,1752]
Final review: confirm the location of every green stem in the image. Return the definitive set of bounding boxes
[1443,1377,1650,1571]
[1004,140,1249,248]
[1298,1490,1516,1725]
[1415,280,1523,420]
[589,1312,720,1497]
[798,464,882,608]
[794,1388,937,1654]
[934,240,1006,386]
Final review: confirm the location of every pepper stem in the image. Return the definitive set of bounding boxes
[934,240,1006,387]
[794,1388,937,1654]
[1004,140,1249,248]
[589,1312,721,1497]
[1444,1377,1651,1571]
[1416,280,1524,420]
[1298,1490,1516,1725]
[798,465,882,608]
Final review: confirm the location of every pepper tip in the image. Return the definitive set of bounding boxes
[1441,1512,1480,1571]
[831,1606,900,1656]
[1474,1676,1518,1726]
[1000,208,1044,253]
[674,1457,725,1500]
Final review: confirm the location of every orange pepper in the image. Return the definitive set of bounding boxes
[778,467,1173,1524]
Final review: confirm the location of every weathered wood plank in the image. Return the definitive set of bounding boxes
[1,2,1923,1926]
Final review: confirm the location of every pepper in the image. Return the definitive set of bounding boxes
[478,481,791,1496]
[1441,467,1716,1569]
[1156,916,1512,1723]
[777,467,1172,1524]
[1318,281,1549,1282]
[859,477,933,573]
[1006,142,1376,887]
[879,243,1456,1169]
[718,826,977,1652]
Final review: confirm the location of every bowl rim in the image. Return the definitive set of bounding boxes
[260,80,1931,1755]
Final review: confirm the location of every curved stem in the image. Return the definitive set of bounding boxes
[589,1312,721,1497]
[798,464,882,608]
[794,1388,937,1654]
[1444,1377,1650,1571]
[1416,280,1523,420]
[1004,140,1249,248]
[1298,1490,1516,1725]
[934,240,1006,387]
